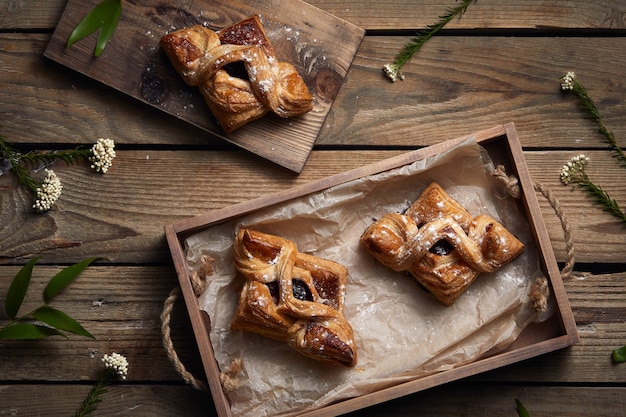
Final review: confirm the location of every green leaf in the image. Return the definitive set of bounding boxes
[0,323,67,340]
[33,306,95,339]
[44,257,98,304]
[5,257,40,318]
[515,399,531,417]
[66,0,123,57]
[612,345,626,363]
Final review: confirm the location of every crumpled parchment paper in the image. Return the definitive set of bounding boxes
[185,137,552,416]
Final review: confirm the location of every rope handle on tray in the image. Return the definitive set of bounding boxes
[161,165,576,390]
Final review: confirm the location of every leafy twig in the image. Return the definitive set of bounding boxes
[383,0,478,82]
[560,72,626,169]
[67,0,123,57]
[560,154,626,225]
[0,257,97,340]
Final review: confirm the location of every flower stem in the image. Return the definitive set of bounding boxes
[0,134,40,193]
[74,371,114,417]
[18,148,92,167]
[0,134,91,193]
[384,0,478,81]
[567,76,626,169]
[578,178,626,225]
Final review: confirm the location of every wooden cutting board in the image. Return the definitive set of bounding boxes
[44,0,364,173]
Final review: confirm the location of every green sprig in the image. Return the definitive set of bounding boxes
[0,134,41,193]
[383,0,478,82]
[577,179,626,225]
[74,371,113,417]
[560,72,626,169]
[67,0,123,57]
[0,133,92,195]
[18,148,93,168]
[0,257,97,340]
[74,353,129,416]
[560,154,626,225]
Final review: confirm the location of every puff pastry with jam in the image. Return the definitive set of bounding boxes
[160,15,313,133]
[231,228,357,367]
[360,182,524,305]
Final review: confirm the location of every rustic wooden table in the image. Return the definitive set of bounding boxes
[2,1,626,416]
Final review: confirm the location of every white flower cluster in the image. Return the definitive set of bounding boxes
[32,169,63,212]
[383,63,404,82]
[102,352,128,380]
[560,71,577,91]
[560,154,589,185]
[89,138,116,173]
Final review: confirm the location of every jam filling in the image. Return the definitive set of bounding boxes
[292,279,314,302]
[429,239,454,256]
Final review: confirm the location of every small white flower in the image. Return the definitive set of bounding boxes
[560,71,576,91]
[32,169,63,212]
[102,352,128,380]
[89,138,116,173]
[383,63,404,82]
[560,154,589,185]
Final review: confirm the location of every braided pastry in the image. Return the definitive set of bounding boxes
[160,15,313,133]
[231,228,357,367]
[361,182,524,305]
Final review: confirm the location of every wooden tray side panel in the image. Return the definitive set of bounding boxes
[44,0,365,172]
[501,124,579,342]
[165,225,233,417]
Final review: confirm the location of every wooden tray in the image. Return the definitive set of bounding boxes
[44,0,364,173]
[165,123,579,416]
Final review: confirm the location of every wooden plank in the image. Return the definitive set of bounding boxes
[4,0,626,31]
[0,384,625,417]
[317,35,626,148]
[0,267,623,384]
[1,383,626,416]
[3,34,626,150]
[0,384,217,417]
[1,268,625,414]
[1,149,625,265]
[43,0,364,172]
[311,0,626,30]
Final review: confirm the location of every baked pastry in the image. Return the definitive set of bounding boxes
[360,182,524,305]
[160,15,313,133]
[231,228,357,367]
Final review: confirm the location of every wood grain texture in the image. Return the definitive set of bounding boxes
[1,268,625,414]
[43,0,364,172]
[1,384,625,417]
[3,1,626,415]
[3,34,626,150]
[318,35,626,148]
[4,0,626,31]
[2,150,624,265]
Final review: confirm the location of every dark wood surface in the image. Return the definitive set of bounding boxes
[2,1,626,416]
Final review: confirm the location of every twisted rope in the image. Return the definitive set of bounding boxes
[160,286,209,391]
[491,164,575,279]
